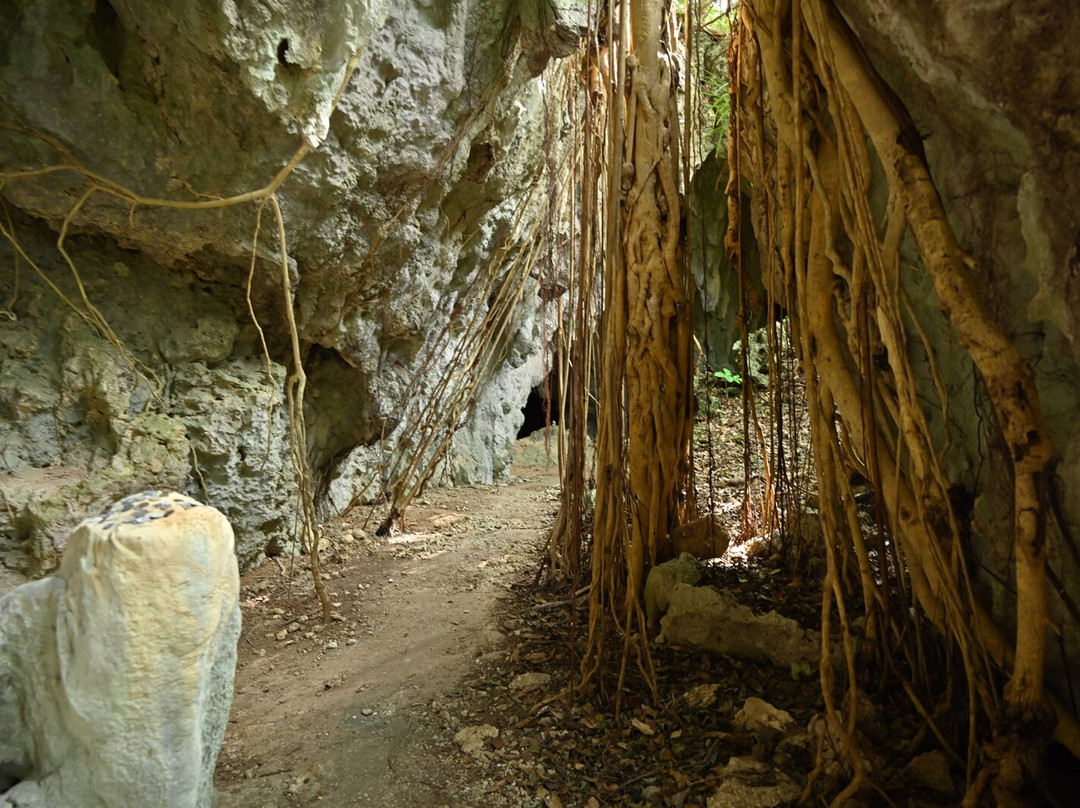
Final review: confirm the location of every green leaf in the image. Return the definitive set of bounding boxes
[790,661,813,681]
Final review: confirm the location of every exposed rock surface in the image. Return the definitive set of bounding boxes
[0,491,240,808]
[688,151,766,371]
[734,696,796,734]
[903,750,955,795]
[826,0,1080,707]
[453,723,499,760]
[660,582,819,668]
[0,0,578,571]
[644,552,702,635]
[706,757,802,808]
[670,513,732,560]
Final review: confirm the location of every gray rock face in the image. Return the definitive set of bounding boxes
[0,238,294,569]
[689,151,766,372]
[0,0,575,570]
[828,0,1080,705]
[0,491,240,808]
[660,583,819,668]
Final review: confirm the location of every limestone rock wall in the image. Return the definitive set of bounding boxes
[0,0,574,570]
[689,151,765,372]
[813,1,1080,699]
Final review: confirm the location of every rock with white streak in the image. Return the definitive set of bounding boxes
[0,491,240,808]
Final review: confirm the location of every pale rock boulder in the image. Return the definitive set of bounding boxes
[660,583,819,668]
[669,514,731,560]
[0,491,240,808]
[644,553,702,637]
[706,757,801,808]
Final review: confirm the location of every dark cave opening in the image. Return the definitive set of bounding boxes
[517,382,557,439]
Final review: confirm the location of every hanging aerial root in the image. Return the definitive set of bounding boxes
[803,0,1057,741]
[733,2,1079,803]
[0,49,367,622]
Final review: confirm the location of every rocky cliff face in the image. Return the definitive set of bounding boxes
[0,0,577,571]
[826,0,1080,699]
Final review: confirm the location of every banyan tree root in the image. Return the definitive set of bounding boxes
[731,0,1077,800]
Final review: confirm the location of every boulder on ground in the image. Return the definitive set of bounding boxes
[903,750,955,794]
[707,756,802,807]
[645,552,702,636]
[660,583,819,668]
[670,513,731,560]
[0,491,240,808]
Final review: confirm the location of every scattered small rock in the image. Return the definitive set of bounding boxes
[286,763,320,796]
[431,513,464,529]
[682,683,722,709]
[454,724,499,758]
[734,697,795,733]
[510,671,551,691]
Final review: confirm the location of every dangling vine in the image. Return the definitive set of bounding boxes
[0,53,370,622]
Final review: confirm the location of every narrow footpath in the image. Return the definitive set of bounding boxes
[216,442,560,807]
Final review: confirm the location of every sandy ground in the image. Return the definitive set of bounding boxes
[215,447,560,807]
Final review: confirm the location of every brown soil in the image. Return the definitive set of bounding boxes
[214,445,562,808]
[212,390,971,808]
[212,394,805,808]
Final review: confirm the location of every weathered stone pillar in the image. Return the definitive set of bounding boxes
[0,491,240,808]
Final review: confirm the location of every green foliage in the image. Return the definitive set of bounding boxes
[674,0,737,29]
[703,67,731,153]
[691,2,738,154]
[713,366,742,386]
[790,661,814,681]
[693,365,742,417]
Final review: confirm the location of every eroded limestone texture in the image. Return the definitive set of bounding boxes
[660,583,819,669]
[0,0,579,570]
[0,491,240,808]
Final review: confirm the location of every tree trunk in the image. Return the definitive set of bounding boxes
[623,0,694,589]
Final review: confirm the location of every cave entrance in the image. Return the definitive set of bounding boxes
[517,375,558,439]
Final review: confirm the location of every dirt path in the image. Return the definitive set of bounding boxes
[215,452,560,807]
